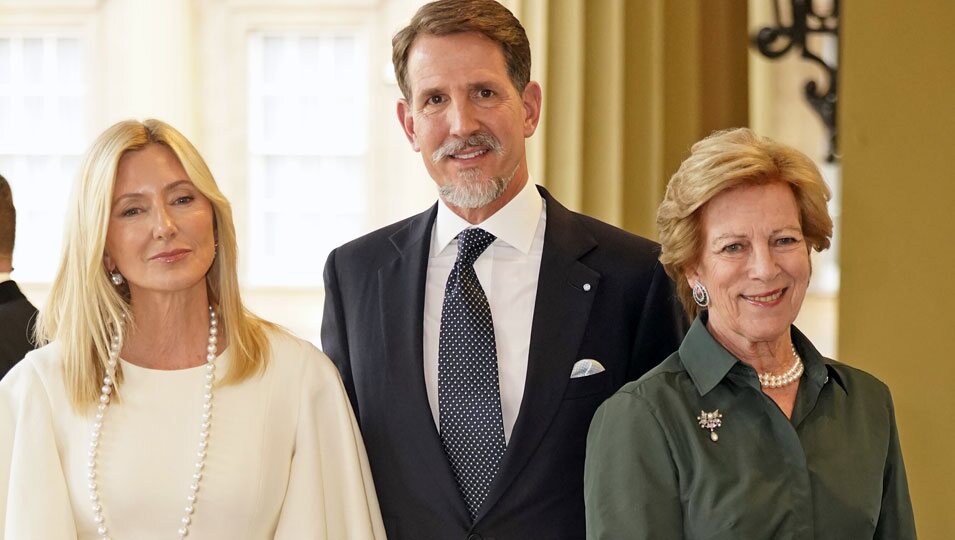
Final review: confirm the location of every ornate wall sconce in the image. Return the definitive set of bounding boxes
[751,0,840,162]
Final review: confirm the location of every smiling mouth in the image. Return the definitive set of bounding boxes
[742,288,786,305]
[450,148,489,160]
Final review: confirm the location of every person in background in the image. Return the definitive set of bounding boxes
[0,119,386,539]
[585,127,916,539]
[321,1,687,538]
[0,175,38,377]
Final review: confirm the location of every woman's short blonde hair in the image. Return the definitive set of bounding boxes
[656,127,833,319]
[37,119,279,410]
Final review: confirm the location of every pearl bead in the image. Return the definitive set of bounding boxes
[89,306,218,538]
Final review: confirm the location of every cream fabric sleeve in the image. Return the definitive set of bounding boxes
[273,346,386,540]
[0,358,78,538]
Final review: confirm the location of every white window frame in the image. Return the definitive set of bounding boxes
[0,3,99,288]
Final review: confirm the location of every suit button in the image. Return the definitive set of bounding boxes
[467,534,483,540]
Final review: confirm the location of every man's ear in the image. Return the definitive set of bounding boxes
[396,98,420,152]
[521,81,543,138]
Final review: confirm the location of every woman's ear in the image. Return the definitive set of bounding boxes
[684,267,701,290]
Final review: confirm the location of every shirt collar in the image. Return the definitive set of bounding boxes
[0,272,10,283]
[680,312,840,396]
[433,178,543,256]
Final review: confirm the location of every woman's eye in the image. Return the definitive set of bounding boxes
[776,236,801,246]
[722,243,743,253]
[121,207,142,217]
[174,195,194,205]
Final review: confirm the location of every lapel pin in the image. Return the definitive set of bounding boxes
[582,283,592,292]
[697,409,723,442]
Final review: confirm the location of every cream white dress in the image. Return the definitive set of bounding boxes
[0,329,386,539]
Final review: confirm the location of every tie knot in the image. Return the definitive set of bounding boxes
[456,228,496,266]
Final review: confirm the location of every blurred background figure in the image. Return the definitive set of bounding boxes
[0,175,38,377]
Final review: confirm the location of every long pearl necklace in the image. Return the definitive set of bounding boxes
[88,306,218,539]
[757,344,804,389]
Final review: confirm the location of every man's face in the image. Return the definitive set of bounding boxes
[397,32,541,212]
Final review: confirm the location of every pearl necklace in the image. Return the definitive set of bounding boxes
[757,344,804,389]
[88,306,218,539]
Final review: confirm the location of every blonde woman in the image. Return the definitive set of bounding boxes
[0,119,386,539]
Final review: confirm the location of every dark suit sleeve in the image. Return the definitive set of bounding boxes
[321,248,360,419]
[627,260,688,381]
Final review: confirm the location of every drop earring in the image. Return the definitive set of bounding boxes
[110,271,125,286]
[692,281,709,307]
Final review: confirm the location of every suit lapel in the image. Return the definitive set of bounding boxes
[476,187,600,521]
[377,204,471,522]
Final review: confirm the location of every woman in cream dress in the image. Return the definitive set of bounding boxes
[0,119,386,539]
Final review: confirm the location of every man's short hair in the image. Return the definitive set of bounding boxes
[0,175,15,257]
[392,0,531,102]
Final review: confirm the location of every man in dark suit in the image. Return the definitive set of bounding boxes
[321,1,687,538]
[0,175,38,377]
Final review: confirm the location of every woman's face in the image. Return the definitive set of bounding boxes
[104,143,216,300]
[688,181,811,347]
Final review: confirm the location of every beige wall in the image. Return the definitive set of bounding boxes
[839,1,955,537]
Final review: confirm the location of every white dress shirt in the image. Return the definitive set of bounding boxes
[423,180,546,442]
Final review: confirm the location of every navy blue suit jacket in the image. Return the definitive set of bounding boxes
[0,280,38,378]
[322,187,687,539]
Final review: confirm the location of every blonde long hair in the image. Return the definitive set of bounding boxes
[37,119,279,411]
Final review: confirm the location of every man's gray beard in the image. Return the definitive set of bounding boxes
[438,168,511,209]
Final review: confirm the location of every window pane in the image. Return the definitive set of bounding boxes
[0,34,88,284]
[56,38,82,84]
[247,31,368,287]
[22,38,44,84]
[0,39,10,84]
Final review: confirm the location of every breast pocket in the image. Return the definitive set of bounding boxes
[563,370,612,400]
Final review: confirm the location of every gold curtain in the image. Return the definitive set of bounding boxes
[518,0,749,239]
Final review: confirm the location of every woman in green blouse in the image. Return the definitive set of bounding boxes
[584,128,916,539]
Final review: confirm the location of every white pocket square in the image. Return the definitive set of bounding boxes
[570,358,605,378]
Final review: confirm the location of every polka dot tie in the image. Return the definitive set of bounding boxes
[438,227,506,521]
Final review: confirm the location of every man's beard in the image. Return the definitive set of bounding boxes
[432,133,514,209]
